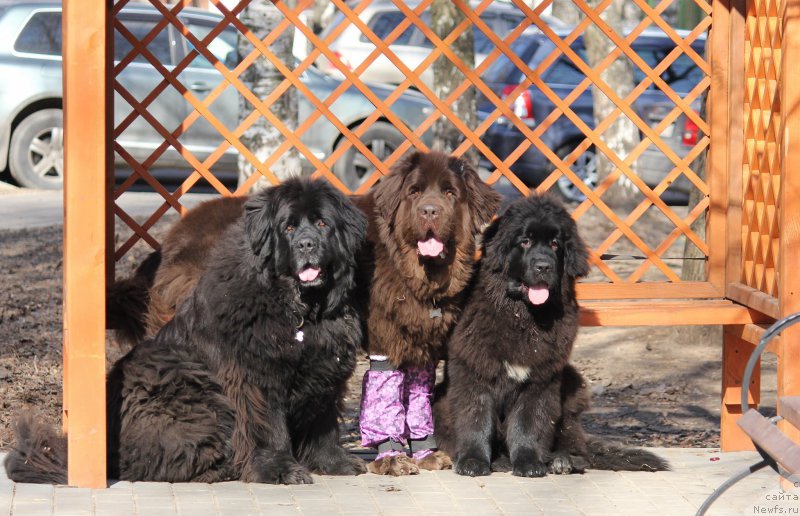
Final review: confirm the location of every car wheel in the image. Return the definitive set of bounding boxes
[332,121,405,191]
[551,145,597,203]
[8,109,64,190]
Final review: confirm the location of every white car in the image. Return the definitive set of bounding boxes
[315,0,565,88]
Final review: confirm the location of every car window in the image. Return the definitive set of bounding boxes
[481,35,540,83]
[650,50,704,94]
[361,11,415,45]
[14,11,62,56]
[184,22,237,69]
[543,49,588,86]
[416,10,521,54]
[114,17,173,65]
[473,12,499,55]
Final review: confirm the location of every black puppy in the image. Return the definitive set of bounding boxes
[434,193,669,477]
[5,178,368,484]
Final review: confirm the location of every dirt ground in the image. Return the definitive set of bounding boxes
[0,193,777,452]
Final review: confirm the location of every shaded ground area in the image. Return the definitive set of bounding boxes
[0,203,777,451]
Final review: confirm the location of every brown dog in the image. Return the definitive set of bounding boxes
[355,151,500,475]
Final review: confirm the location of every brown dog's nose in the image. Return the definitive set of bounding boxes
[419,204,440,220]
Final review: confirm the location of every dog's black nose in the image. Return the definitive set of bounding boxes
[419,204,440,219]
[297,237,316,251]
[533,261,552,273]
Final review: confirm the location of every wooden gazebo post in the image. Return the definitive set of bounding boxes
[62,0,109,488]
[779,0,800,447]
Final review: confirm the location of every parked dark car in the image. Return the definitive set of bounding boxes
[0,1,433,190]
[478,26,706,203]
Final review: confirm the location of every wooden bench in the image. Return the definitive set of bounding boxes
[738,398,800,475]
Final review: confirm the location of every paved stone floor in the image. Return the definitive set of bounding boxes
[0,448,798,515]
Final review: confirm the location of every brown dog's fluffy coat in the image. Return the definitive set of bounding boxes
[355,151,500,366]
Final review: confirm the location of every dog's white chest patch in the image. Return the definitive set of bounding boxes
[504,361,531,382]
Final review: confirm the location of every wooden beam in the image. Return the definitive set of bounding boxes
[62,0,110,488]
[727,283,781,320]
[576,282,722,300]
[726,323,782,356]
[721,329,758,451]
[579,299,772,326]
[779,0,800,454]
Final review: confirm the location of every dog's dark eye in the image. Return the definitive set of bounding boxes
[408,187,420,197]
[550,239,559,250]
[520,238,531,249]
[286,225,295,234]
[317,220,327,228]
[444,189,456,198]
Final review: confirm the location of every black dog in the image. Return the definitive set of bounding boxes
[434,193,669,477]
[5,178,368,484]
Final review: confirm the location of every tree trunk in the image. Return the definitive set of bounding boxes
[551,0,583,25]
[583,0,642,209]
[431,0,477,165]
[237,0,302,190]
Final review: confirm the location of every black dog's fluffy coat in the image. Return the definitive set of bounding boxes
[434,194,669,477]
[5,179,368,484]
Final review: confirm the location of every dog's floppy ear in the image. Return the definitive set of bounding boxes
[317,181,367,317]
[372,150,420,221]
[448,155,501,234]
[562,215,590,278]
[243,186,281,262]
[325,182,368,259]
[479,209,508,273]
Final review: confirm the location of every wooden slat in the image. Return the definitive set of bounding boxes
[579,300,770,326]
[780,397,800,430]
[718,0,745,293]
[727,282,781,319]
[738,409,800,473]
[63,0,108,488]
[577,282,722,300]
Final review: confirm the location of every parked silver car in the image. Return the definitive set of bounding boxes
[315,0,565,88]
[0,1,433,190]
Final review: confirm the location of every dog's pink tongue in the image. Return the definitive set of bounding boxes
[527,287,549,305]
[299,267,320,282]
[417,238,444,257]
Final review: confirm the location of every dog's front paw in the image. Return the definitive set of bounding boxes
[278,463,314,485]
[415,450,453,471]
[548,452,588,475]
[512,458,547,478]
[549,453,573,475]
[367,454,419,476]
[317,454,367,476]
[249,454,314,485]
[455,457,490,477]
